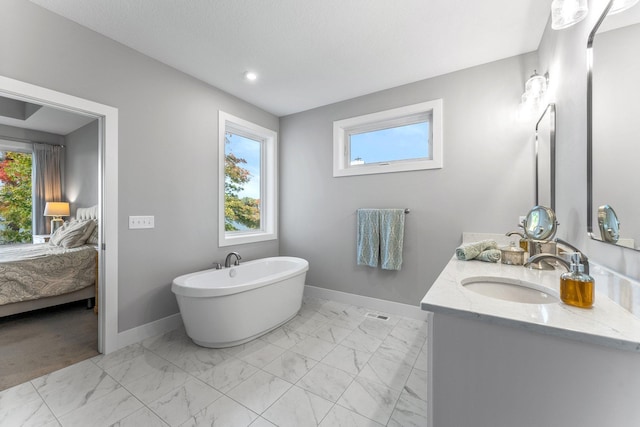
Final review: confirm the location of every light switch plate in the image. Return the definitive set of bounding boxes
[129,215,154,229]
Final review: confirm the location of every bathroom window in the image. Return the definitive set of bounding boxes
[219,111,277,247]
[333,99,443,177]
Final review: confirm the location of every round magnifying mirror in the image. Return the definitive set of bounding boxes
[523,205,557,240]
[598,204,620,243]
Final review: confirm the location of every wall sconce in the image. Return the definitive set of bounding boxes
[521,70,548,115]
[551,0,589,29]
[44,201,70,234]
[608,0,640,14]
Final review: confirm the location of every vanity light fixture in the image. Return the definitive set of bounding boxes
[608,0,640,14]
[551,0,589,30]
[525,71,547,97]
[520,70,548,115]
[244,71,258,82]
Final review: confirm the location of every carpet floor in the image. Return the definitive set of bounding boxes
[0,301,98,391]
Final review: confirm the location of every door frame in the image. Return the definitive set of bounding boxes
[0,75,118,353]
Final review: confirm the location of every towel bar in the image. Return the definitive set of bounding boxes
[356,208,410,214]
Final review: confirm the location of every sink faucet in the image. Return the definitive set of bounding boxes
[555,238,589,274]
[524,254,570,271]
[224,252,242,268]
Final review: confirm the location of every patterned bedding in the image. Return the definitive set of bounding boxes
[0,243,96,306]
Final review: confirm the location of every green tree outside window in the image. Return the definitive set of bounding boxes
[0,151,33,244]
[224,134,260,231]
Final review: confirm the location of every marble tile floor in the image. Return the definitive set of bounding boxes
[0,296,428,427]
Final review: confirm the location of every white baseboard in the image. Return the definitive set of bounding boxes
[304,285,430,321]
[111,286,430,353]
[116,313,183,350]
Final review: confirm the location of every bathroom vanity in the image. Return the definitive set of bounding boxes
[422,233,640,427]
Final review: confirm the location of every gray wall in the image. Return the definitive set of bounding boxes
[64,120,99,216]
[1,0,279,332]
[538,0,640,279]
[280,53,539,306]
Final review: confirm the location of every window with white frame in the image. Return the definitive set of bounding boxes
[219,111,277,247]
[0,139,33,245]
[333,99,443,177]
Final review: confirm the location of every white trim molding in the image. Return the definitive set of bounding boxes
[333,99,443,177]
[218,110,278,247]
[304,285,431,321]
[0,75,119,354]
[117,313,183,349]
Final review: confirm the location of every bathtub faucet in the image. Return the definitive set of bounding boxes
[224,252,242,268]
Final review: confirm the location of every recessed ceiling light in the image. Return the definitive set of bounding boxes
[244,71,258,81]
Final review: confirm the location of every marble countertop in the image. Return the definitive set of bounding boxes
[421,233,640,352]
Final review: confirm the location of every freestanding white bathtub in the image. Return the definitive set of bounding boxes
[171,256,309,348]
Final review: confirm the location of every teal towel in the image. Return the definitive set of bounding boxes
[455,240,498,261]
[475,249,501,263]
[380,209,405,270]
[357,209,380,267]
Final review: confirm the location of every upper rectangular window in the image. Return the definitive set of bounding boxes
[219,111,277,247]
[333,99,443,177]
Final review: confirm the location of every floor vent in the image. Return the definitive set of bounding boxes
[366,313,390,321]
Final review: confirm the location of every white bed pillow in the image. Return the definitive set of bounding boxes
[50,219,96,248]
[86,220,99,245]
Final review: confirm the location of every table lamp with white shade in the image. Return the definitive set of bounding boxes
[44,202,70,234]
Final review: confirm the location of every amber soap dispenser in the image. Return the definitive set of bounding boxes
[560,253,595,308]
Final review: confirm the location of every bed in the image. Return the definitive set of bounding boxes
[0,206,98,317]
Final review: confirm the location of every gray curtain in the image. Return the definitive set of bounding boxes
[33,144,64,235]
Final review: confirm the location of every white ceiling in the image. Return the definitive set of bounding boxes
[0,97,96,136]
[29,0,553,117]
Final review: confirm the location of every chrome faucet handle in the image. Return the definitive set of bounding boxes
[213,263,223,270]
[524,253,570,271]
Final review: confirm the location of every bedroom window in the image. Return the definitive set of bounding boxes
[219,111,277,247]
[333,99,443,177]
[0,149,32,245]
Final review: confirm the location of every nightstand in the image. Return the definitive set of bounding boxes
[33,234,51,244]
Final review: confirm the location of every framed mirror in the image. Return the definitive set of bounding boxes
[587,1,640,251]
[524,205,558,241]
[535,104,555,211]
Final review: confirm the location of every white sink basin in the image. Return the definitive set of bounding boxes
[461,276,558,304]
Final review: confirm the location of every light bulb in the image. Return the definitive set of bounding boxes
[244,71,258,81]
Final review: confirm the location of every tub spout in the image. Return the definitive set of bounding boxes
[224,252,242,268]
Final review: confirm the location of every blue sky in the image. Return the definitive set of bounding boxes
[350,121,429,164]
[226,133,261,199]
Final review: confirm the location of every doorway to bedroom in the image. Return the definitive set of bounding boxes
[0,75,119,390]
[0,99,100,390]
